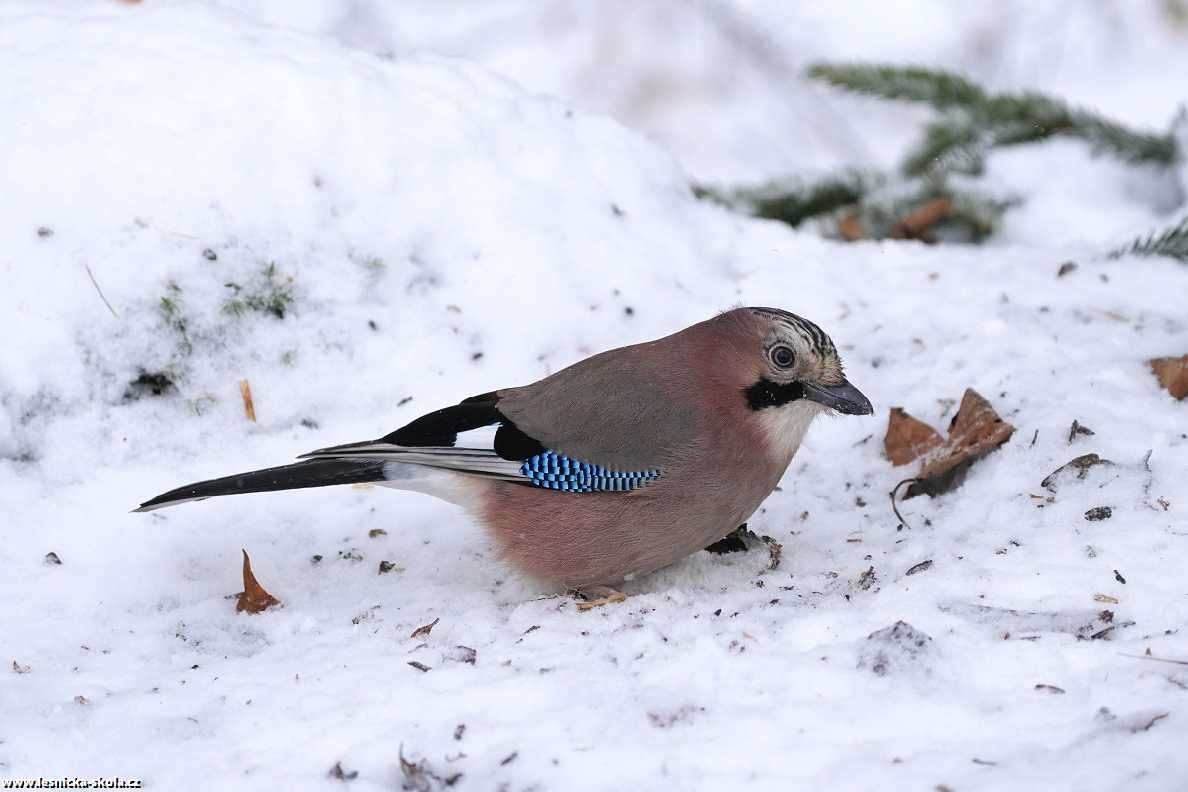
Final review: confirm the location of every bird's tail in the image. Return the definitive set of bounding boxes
[134,458,392,512]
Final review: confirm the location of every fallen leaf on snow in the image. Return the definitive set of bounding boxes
[884,407,944,466]
[892,389,1014,498]
[235,549,280,614]
[1150,354,1188,400]
[410,617,440,639]
[890,197,950,241]
[838,212,863,241]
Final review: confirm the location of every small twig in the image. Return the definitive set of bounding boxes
[238,379,257,422]
[83,263,118,318]
[1120,652,1188,666]
[1090,620,1135,640]
[890,478,920,529]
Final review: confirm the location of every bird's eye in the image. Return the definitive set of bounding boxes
[769,344,795,369]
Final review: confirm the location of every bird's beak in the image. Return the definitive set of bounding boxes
[801,379,873,416]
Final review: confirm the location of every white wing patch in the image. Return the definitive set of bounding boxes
[451,424,500,452]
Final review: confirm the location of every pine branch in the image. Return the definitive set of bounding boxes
[694,171,873,228]
[807,63,1180,173]
[902,120,985,177]
[1109,216,1188,262]
[1067,109,1180,165]
[695,166,1011,244]
[984,93,1177,164]
[806,64,986,109]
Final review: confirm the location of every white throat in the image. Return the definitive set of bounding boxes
[756,401,824,465]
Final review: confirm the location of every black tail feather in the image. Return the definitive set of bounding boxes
[134,458,387,512]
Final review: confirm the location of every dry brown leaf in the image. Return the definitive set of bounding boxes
[238,379,257,422]
[368,528,387,538]
[884,407,945,466]
[236,549,280,614]
[1150,354,1188,400]
[904,389,1015,498]
[838,212,863,241]
[410,617,439,639]
[890,198,951,241]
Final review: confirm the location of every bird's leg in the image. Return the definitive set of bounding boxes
[573,585,627,611]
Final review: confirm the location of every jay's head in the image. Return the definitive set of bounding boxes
[731,306,873,418]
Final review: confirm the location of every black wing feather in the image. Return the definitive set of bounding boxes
[135,458,386,512]
[375,393,544,461]
[382,400,502,447]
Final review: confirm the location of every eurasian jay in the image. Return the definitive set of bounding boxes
[136,307,872,603]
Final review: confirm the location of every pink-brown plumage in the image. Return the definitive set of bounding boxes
[135,307,871,596]
[477,309,821,588]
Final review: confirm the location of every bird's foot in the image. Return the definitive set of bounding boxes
[573,586,627,611]
[703,523,752,554]
[703,524,783,570]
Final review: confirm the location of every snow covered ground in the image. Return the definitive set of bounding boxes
[2,2,1187,790]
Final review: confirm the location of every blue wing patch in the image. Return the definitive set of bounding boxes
[520,450,660,492]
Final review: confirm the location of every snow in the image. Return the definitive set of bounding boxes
[2,2,1187,791]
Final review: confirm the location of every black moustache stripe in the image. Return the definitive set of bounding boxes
[744,378,805,410]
